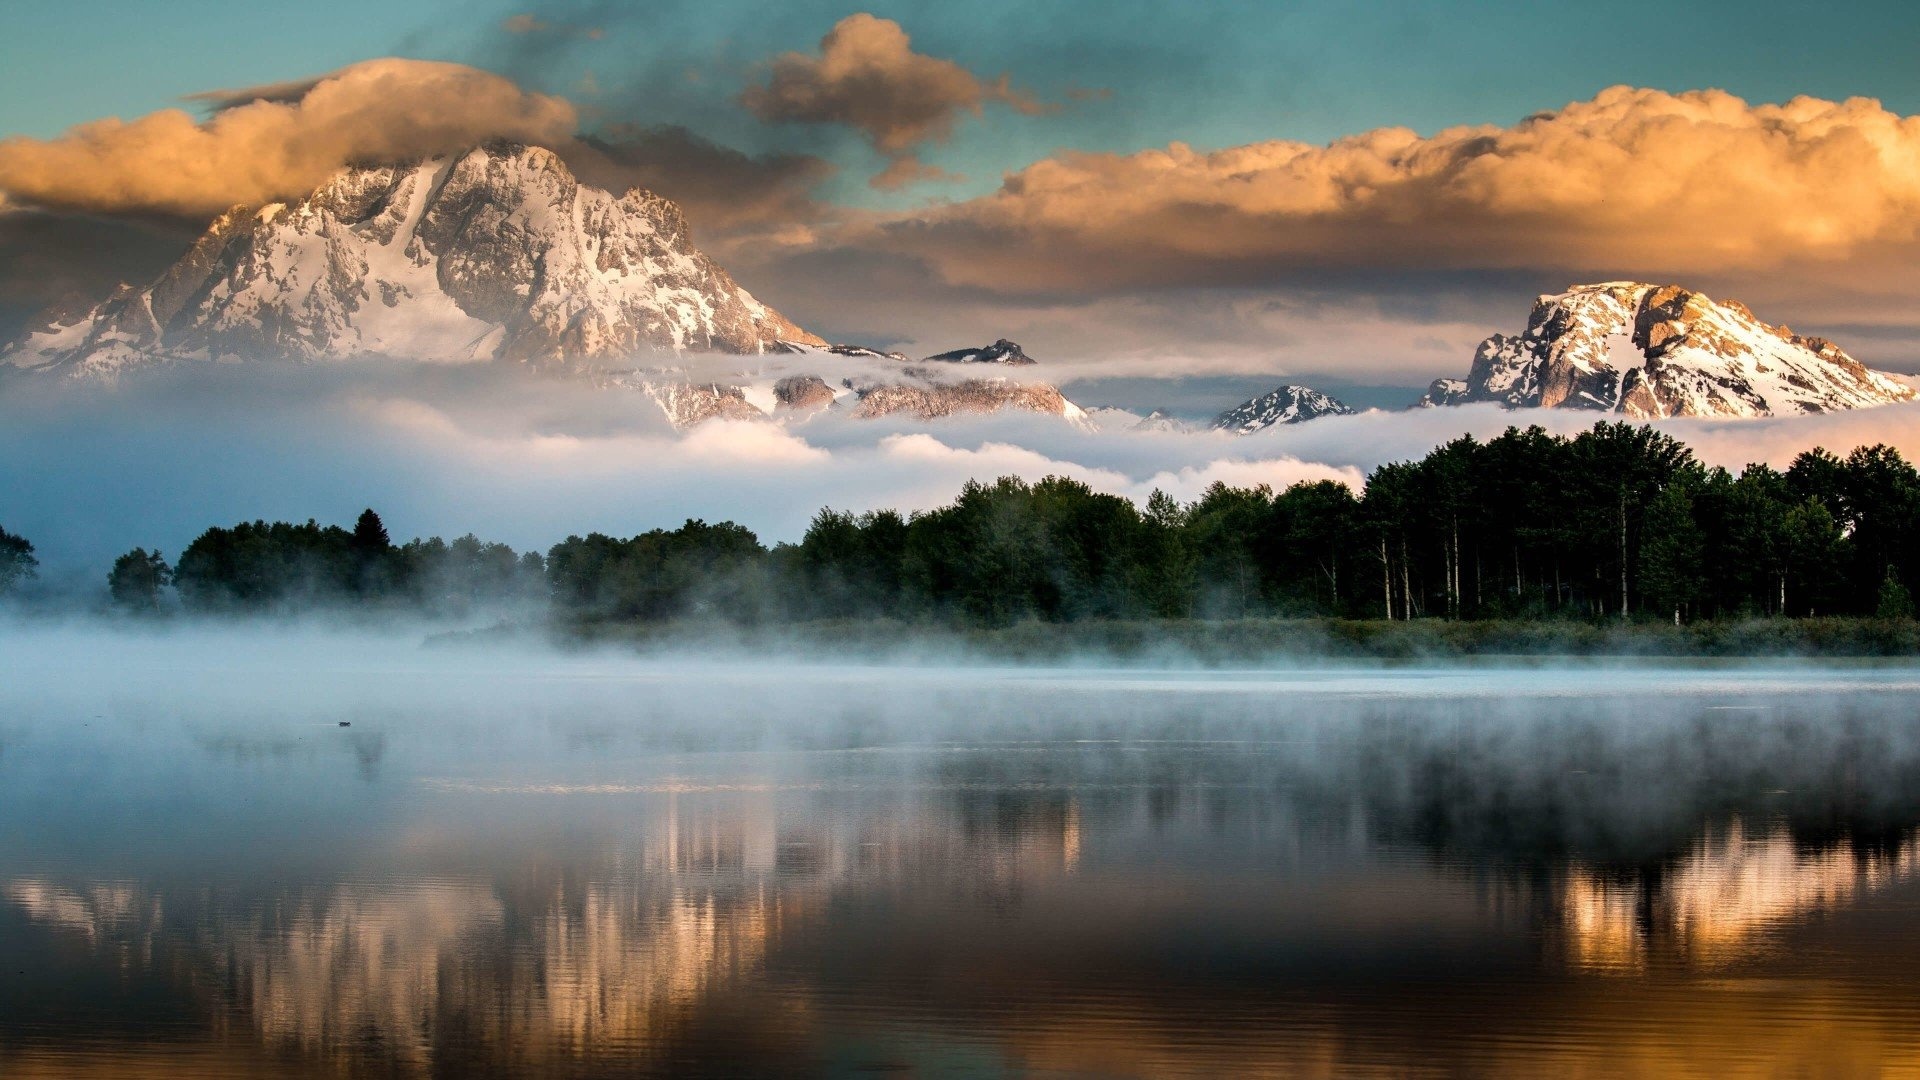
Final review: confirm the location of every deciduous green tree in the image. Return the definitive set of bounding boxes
[108,547,173,612]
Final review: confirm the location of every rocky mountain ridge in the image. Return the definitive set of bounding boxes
[4,149,1913,433]
[0,145,1080,427]
[5,144,819,374]
[1418,282,1916,418]
[603,345,1084,429]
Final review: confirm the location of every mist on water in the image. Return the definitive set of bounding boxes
[10,618,1920,841]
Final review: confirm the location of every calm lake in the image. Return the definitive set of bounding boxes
[6,630,1920,1077]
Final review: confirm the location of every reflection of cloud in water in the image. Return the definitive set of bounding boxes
[1560,820,1920,973]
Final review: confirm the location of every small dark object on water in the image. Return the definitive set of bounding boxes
[339,721,350,727]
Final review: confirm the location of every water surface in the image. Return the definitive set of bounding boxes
[5,635,1920,1076]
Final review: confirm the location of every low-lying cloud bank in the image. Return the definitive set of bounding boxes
[4,361,1919,577]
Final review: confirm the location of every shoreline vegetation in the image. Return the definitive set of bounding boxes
[503,614,1920,663]
[4,423,1920,659]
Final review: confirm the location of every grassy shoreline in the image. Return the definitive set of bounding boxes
[485,615,1920,665]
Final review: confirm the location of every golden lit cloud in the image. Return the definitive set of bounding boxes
[857,86,1920,291]
[0,59,579,216]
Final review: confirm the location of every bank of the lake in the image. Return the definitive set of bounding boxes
[520,615,1920,664]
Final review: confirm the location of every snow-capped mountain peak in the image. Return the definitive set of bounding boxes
[5,143,821,375]
[1418,282,1916,417]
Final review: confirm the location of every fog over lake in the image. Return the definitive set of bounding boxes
[3,624,1919,1076]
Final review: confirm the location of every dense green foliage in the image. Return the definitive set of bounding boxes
[168,510,544,614]
[10,424,1920,630]
[750,424,1920,625]
[546,520,766,620]
[107,548,172,612]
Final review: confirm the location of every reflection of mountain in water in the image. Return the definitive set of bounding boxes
[13,792,1920,1074]
[1559,819,1920,973]
[5,879,159,947]
[240,884,501,1071]
[2,787,1087,1074]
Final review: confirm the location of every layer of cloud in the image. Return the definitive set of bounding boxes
[181,77,329,112]
[726,244,1521,383]
[5,360,1916,578]
[850,86,1920,293]
[869,155,962,192]
[740,14,1051,188]
[0,59,579,216]
[0,55,845,270]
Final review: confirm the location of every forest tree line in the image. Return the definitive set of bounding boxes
[3,423,1918,625]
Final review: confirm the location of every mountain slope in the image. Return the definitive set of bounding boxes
[4,144,821,375]
[677,338,1084,427]
[1212,385,1355,433]
[1419,282,1915,418]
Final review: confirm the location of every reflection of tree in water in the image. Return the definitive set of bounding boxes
[348,731,386,782]
[1278,699,1920,869]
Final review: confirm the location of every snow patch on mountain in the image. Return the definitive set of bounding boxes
[760,338,1081,427]
[4,144,820,376]
[1418,282,1916,418]
[1212,385,1355,433]
[0,146,1093,432]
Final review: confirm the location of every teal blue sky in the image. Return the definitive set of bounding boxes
[8,0,1918,207]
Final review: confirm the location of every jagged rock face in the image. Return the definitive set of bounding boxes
[1418,378,1470,409]
[1212,384,1355,433]
[1419,282,1916,418]
[844,337,1068,419]
[750,338,1078,427]
[596,338,1083,430]
[773,374,837,414]
[5,144,821,375]
[635,381,767,428]
[851,379,1073,420]
[791,343,910,362]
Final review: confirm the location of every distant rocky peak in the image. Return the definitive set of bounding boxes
[923,338,1038,365]
[1212,384,1355,434]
